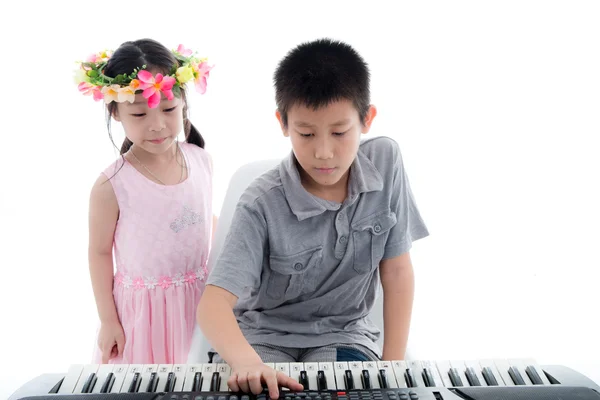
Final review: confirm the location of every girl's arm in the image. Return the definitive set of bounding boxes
[88,174,120,324]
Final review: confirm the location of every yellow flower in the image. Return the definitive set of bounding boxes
[176,66,194,84]
[118,86,136,103]
[101,85,121,104]
[73,68,90,84]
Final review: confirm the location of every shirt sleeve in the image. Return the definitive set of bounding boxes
[206,203,267,297]
[383,145,429,259]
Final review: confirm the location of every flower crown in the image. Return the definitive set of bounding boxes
[74,44,212,108]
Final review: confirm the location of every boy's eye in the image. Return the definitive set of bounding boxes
[333,131,346,136]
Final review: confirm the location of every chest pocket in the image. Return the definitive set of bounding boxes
[352,210,397,274]
[267,246,323,300]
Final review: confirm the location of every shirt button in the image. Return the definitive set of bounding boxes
[339,236,347,244]
[337,214,344,221]
[294,262,304,270]
[374,224,382,233]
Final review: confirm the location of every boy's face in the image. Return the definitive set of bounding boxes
[277,99,376,195]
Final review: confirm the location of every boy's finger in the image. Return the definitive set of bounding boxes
[277,372,304,391]
[265,372,280,399]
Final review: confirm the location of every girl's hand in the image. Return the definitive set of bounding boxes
[98,320,125,363]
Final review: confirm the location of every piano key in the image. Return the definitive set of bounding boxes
[508,366,527,385]
[421,361,444,387]
[210,371,221,391]
[265,363,275,369]
[407,361,427,387]
[99,372,115,393]
[73,364,99,393]
[304,362,319,391]
[127,372,142,393]
[217,363,232,391]
[391,360,409,388]
[155,365,173,393]
[525,365,544,385]
[433,361,454,388]
[464,360,488,387]
[318,362,337,390]
[109,364,130,393]
[92,364,116,394]
[348,362,365,389]
[334,362,350,390]
[164,372,176,392]
[449,361,470,387]
[81,372,98,393]
[377,361,399,388]
[378,369,389,388]
[492,359,515,386]
[290,362,304,383]
[508,359,534,385]
[361,369,372,389]
[276,363,291,377]
[482,367,499,386]
[139,365,159,393]
[465,367,481,386]
[478,359,507,386]
[182,365,203,391]
[521,358,550,385]
[362,361,381,389]
[171,364,187,392]
[57,364,84,394]
[422,367,435,387]
[448,368,463,387]
[404,368,416,387]
[201,364,217,391]
[299,370,309,390]
[344,369,355,390]
[317,370,328,391]
[145,372,159,392]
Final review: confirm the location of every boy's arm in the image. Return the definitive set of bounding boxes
[197,204,303,398]
[379,252,415,360]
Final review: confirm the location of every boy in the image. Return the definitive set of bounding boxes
[197,38,429,398]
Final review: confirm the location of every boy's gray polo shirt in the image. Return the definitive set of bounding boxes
[206,136,429,358]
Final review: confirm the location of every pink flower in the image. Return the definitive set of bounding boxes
[115,272,124,285]
[133,278,145,290]
[158,276,172,289]
[78,82,103,101]
[176,44,193,57]
[184,271,197,284]
[137,70,176,108]
[193,61,213,94]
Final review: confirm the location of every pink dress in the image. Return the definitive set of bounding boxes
[93,142,212,364]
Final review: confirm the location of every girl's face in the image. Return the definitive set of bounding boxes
[113,93,184,155]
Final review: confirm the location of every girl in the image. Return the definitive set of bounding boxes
[76,38,215,364]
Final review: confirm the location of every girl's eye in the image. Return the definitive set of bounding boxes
[300,133,313,137]
[131,113,145,117]
[164,107,177,112]
[333,132,345,136]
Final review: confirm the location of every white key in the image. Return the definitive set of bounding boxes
[421,360,444,387]
[464,360,488,387]
[478,359,506,386]
[265,363,275,369]
[119,364,143,393]
[217,363,231,391]
[107,364,128,393]
[391,360,409,388]
[362,361,381,389]
[304,362,319,391]
[92,364,116,393]
[155,365,173,393]
[377,361,398,388]
[407,360,427,388]
[493,359,516,386]
[520,358,551,385]
[202,364,218,391]
[449,360,470,387]
[433,360,454,388]
[318,362,338,390]
[275,363,291,392]
[348,361,365,389]
[508,359,533,385]
[139,364,159,392]
[73,364,100,393]
[290,362,304,383]
[334,362,350,390]
[58,364,84,394]
[182,364,204,391]
[171,364,188,391]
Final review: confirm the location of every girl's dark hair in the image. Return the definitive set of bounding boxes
[103,38,205,154]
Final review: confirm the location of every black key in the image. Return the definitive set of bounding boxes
[49,377,64,394]
[448,368,463,387]
[344,370,355,390]
[526,366,544,385]
[361,370,371,389]
[317,370,328,391]
[146,372,159,392]
[508,366,526,385]
[422,368,435,387]
[100,373,115,393]
[404,368,416,387]
[164,372,176,392]
[465,367,481,386]
[192,372,203,391]
[128,372,141,393]
[481,367,498,386]
[81,372,97,393]
[299,371,309,390]
[378,369,389,389]
[210,371,221,391]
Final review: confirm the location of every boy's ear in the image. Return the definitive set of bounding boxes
[361,105,378,134]
[275,109,289,137]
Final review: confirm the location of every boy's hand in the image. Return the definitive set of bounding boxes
[98,320,125,363]
[228,362,304,399]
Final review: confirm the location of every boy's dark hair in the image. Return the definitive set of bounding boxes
[103,38,205,154]
[274,38,371,127]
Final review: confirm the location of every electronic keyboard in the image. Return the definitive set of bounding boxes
[10,359,600,400]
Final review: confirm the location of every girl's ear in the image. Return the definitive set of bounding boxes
[110,105,121,122]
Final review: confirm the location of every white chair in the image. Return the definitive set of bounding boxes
[187,159,390,363]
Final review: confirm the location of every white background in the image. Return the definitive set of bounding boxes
[1,1,599,398]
